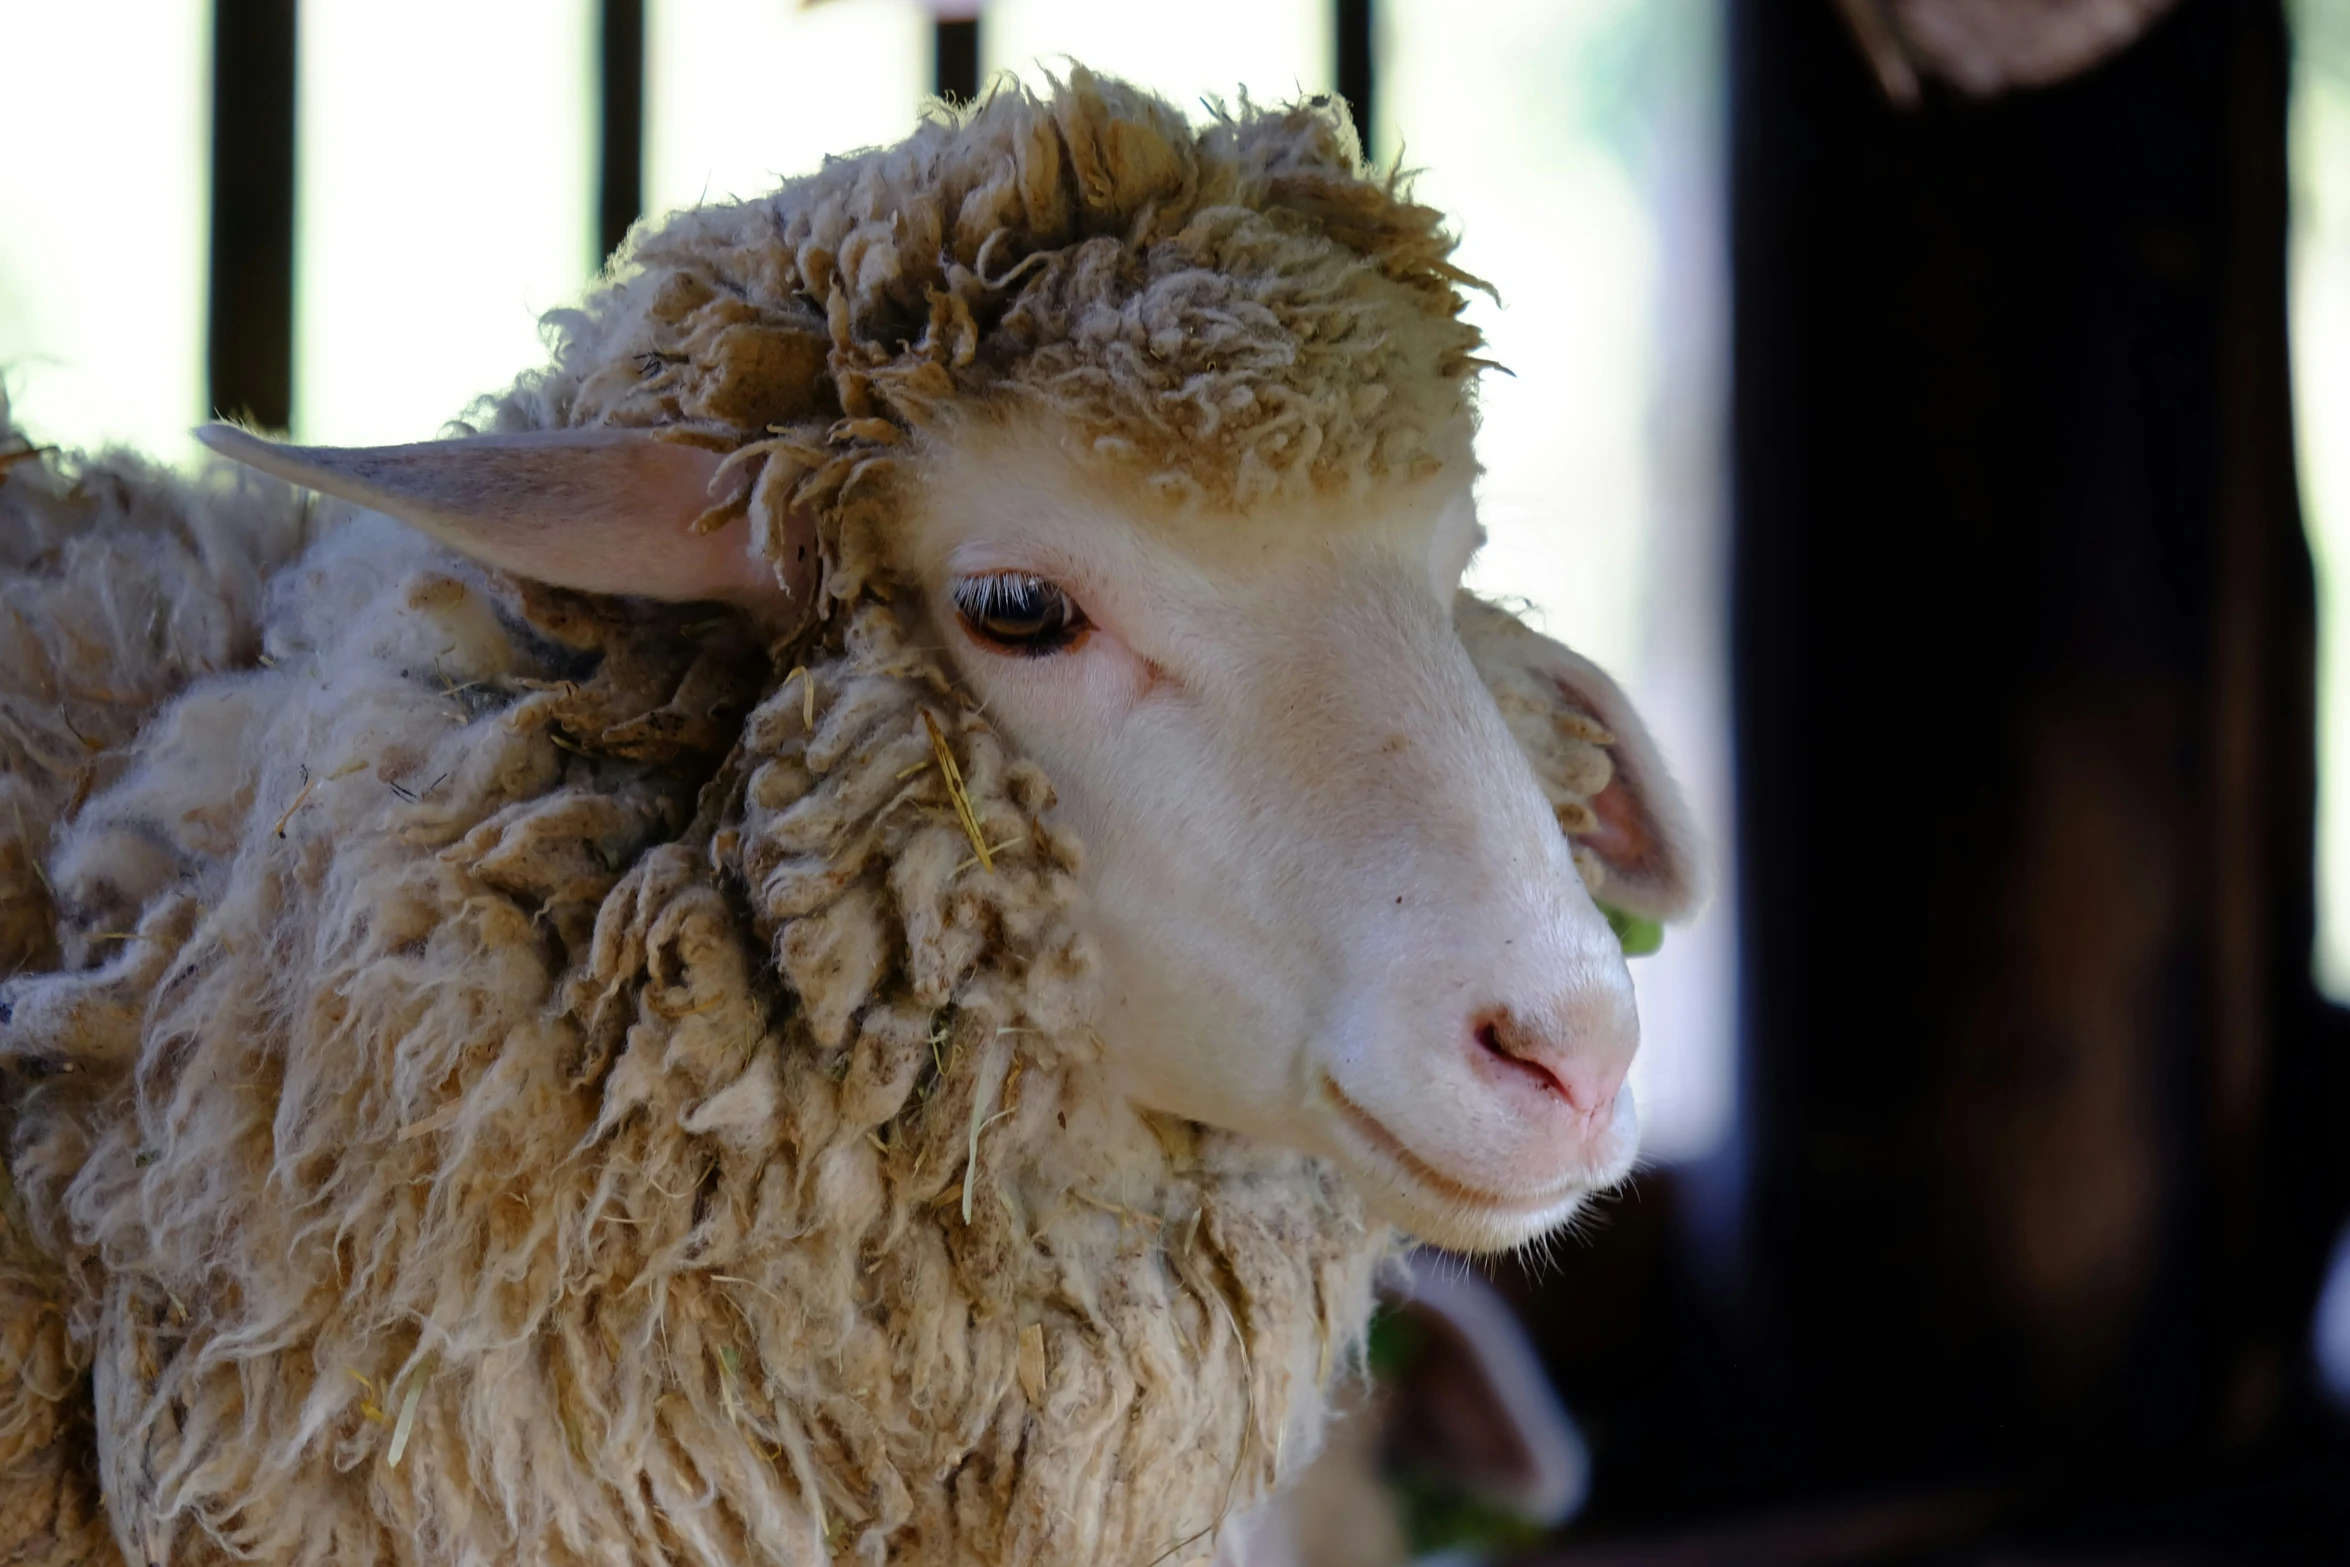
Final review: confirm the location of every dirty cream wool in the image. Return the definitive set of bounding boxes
[0,398,317,1566]
[7,506,1380,1567]
[0,71,1613,1567]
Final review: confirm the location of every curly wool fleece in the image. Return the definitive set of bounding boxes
[0,399,314,1566]
[0,71,1621,1567]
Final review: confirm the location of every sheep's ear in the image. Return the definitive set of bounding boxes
[1457,593,1709,922]
[1383,1264,1589,1529]
[195,423,812,612]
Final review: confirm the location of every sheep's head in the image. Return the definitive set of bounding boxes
[199,70,1703,1253]
[891,415,1705,1252]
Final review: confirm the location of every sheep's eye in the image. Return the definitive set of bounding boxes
[951,574,1088,655]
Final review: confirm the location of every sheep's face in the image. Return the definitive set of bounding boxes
[199,409,1703,1256]
[898,418,1700,1253]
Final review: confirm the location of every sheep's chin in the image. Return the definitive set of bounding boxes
[1312,1070,1638,1254]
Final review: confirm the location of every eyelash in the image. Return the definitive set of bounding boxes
[950,573,1090,656]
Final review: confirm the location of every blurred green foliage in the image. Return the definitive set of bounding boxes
[2296,0,2350,90]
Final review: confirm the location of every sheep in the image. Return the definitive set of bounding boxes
[0,68,1703,1567]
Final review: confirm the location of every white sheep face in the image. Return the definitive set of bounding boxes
[197,412,1702,1255]
[900,419,1660,1253]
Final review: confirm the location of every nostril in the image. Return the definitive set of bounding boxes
[1472,1003,1635,1119]
[1472,1008,1574,1104]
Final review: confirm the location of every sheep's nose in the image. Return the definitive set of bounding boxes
[1471,990,1636,1124]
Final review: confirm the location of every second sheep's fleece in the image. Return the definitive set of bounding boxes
[0,69,1704,1567]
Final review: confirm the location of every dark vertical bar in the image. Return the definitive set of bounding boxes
[599,0,645,264]
[207,0,297,430]
[935,17,979,104]
[1335,0,1373,155]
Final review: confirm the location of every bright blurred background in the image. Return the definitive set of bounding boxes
[2294,0,2350,996]
[0,4,211,464]
[2292,0,2350,1420]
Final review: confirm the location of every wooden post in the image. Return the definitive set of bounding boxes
[1729,0,2338,1491]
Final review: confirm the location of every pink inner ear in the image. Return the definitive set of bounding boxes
[1583,774,1659,879]
[1549,671,1664,884]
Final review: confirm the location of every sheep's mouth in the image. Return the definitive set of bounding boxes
[1316,1071,1593,1218]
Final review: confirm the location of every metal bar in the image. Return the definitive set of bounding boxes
[1335,0,1373,155]
[599,0,645,264]
[936,16,979,104]
[208,0,298,429]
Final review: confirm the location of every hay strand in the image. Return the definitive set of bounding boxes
[921,708,993,872]
[386,1356,432,1468]
[271,771,316,838]
[785,665,814,729]
[1017,1322,1048,1403]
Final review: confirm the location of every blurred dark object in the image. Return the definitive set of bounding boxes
[1833,0,2182,103]
[208,0,296,430]
[1487,0,2350,1558]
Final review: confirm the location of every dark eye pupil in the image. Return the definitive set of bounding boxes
[954,574,1086,653]
[981,579,1056,635]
